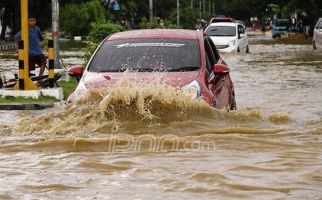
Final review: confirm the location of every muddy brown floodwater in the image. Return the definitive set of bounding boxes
[0,43,322,199]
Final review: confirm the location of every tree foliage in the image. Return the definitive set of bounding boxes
[88,21,124,43]
[83,21,124,62]
[1,0,322,37]
[60,0,108,36]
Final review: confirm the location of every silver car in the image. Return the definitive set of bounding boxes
[313,18,322,50]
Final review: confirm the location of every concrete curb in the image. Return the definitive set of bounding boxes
[0,103,53,110]
[0,88,64,100]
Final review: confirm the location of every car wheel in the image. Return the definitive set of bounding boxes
[246,45,250,53]
[237,47,240,53]
[313,41,317,50]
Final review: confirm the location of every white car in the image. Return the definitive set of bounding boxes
[313,18,322,50]
[205,22,249,53]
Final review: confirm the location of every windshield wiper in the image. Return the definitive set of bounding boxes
[98,68,156,72]
[168,66,199,72]
[136,68,155,72]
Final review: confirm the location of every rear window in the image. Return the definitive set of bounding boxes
[276,19,290,27]
[88,39,200,72]
[206,26,236,37]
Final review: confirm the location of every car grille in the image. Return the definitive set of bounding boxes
[216,45,229,49]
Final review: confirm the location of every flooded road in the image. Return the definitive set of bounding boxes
[0,50,84,79]
[1,43,322,199]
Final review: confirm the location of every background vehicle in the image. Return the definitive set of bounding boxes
[271,18,291,38]
[313,18,322,50]
[68,29,236,110]
[205,22,249,53]
[210,16,234,23]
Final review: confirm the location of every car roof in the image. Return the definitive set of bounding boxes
[208,22,238,27]
[210,17,234,23]
[108,29,202,41]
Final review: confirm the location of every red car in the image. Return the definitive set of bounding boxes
[67,29,236,110]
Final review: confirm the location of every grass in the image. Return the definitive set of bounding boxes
[59,40,87,50]
[0,96,58,104]
[0,78,78,104]
[57,78,78,100]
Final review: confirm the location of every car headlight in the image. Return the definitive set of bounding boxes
[181,80,201,100]
[228,40,236,47]
[73,79,88,99]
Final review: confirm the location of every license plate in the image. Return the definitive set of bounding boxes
[281,33,288,38]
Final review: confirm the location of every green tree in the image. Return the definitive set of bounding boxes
[60,0,108,36]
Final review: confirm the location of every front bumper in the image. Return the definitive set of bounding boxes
[217,45,236,53]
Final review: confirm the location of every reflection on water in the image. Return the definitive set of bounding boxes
[1,43,322,199]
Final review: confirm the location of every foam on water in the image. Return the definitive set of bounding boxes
[5,77,292,137]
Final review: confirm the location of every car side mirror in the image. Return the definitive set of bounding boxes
[213,63,230,74]
[67,65,83,82]
[208,64,230,84]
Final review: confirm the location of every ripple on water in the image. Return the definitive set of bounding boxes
[1,44,322,199]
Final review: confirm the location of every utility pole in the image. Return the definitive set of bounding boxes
[17,0,37,90]
[52,0,59,69]
[213,2,215,15]
[190,0,193,9]
[203,0,205,13]
[177,0,179,27]
[149,0,153,22]
[208,0,210,14]
[199,0,201,20]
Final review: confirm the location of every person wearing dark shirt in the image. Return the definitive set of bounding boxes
[14,15,46,77]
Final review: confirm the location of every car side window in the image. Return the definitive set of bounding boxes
[204,38,217,73]
[205,52,211,75]
[238,25,245,35]
[206,38,220,62]
[317,21,322,29]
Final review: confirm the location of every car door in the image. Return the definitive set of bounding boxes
[237,24,246,51]
[204,37,232,109]
[243,25,249,49]
[315,20,322,48]
[203,37,217,106]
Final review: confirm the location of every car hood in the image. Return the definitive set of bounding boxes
[210,36,236,45]
[82,71,201,90]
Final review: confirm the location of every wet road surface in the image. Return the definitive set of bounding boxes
[0,42,322,199]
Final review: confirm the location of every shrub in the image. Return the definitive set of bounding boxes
[139,17,180,29]
[83,21,124,63]
[88,21,124,43]
[60,0,108,36]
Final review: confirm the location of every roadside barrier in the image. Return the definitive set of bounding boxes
[47,40,55,88]
[18,40,25,90]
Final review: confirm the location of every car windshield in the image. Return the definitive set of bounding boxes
[88,39,200,72]
[206,26,236,36]
[317,21,322,29]
[211,18,233,23]
[276,20,290,27]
